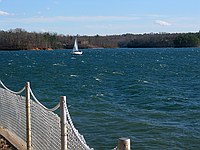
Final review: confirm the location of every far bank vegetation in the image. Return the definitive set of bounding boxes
[0,28,200,50]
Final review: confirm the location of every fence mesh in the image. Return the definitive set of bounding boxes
[30,99,61,150]
[0,82,92,150]
[0,88,26,141]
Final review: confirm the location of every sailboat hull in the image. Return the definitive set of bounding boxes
[72,51,83,55]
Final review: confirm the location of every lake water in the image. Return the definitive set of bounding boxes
[0,48,200,150]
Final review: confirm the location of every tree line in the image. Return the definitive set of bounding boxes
[0,28,200,50]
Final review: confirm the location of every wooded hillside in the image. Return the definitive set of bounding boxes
[0,28,200,50]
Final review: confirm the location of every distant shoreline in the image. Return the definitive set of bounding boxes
[1,28,200,50]
[1,47,200,52]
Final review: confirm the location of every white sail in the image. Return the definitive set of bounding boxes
[73,38,78,52]
[72,38,83,55]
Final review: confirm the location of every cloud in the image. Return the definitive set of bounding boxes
[35,15,137,22]
[0,10,11,16]
[0,15,138,24]
[40,28,48,32]
[155,20,171,26]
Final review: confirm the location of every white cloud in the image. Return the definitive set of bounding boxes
[40,28,48,32]
[0,10,10,16]
[0,15,138,23]
[155,20,171,26]
[38,15,138,22]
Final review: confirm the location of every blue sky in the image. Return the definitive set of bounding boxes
[0,0,200,35]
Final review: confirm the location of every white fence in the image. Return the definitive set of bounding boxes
[0,80,92,150]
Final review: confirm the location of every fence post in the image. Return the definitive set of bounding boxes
[60,96,67,150]
[117,138,130,150]
[26,82,31,150]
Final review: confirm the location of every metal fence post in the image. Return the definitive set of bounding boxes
[118,138,130,150]
[60,96,67,150]
[26,82,31,150]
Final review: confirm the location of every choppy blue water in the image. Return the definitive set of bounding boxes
[1,48,200,150]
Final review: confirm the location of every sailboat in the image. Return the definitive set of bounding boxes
[72,38,83,55]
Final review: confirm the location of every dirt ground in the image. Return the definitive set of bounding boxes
[0,135,17,150]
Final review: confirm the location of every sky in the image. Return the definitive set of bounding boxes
[0,0,200,36]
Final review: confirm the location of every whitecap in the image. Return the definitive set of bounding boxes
[71,57,76,60]
[113,71,124,75]
[70,75,77,77]
[53,63,60,66]
[96,93,104,97]
[138,80,149,83]
[143,80,149,83]
[95,77,101,82]
[82,85,86,87]
[53,63,67,66]
[160,64,166,68]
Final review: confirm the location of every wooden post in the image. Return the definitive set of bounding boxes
[26,82,31,150]
[60,96,67,150]
[117,138,130,150]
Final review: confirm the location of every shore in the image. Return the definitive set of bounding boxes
[0,135,17,150]
[0,127,26,150]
